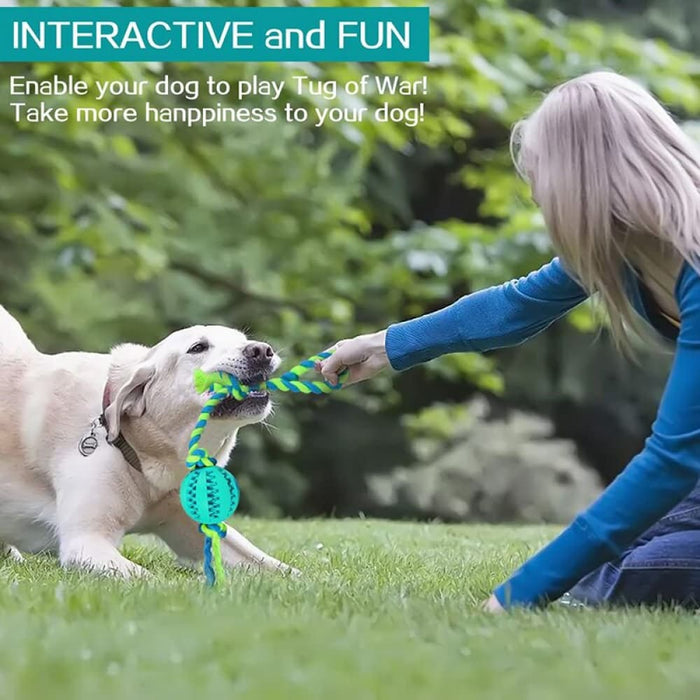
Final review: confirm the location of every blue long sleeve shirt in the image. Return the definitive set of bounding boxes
[385,257,700,608]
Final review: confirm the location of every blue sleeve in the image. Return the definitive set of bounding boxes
[494,264,700,609]
[385,258,588,371]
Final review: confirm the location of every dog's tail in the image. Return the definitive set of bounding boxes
[0,305,37,356]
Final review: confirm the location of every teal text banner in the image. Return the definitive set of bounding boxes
[0,6,430,63]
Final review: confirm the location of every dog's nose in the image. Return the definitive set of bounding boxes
[243,342,275,362]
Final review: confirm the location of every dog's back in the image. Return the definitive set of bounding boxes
[0,306,37,358]
[0,306,36,457]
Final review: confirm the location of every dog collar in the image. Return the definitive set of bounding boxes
[106,427,143,473]
[99,383,143,473]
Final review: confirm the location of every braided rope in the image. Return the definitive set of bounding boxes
[193,352,347,400]
[186,387,230,469]
[185,350,346,586]
[200,523,227,586]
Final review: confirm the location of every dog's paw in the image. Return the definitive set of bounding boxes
[0,544,24,563]
[278,562,302,578]
[60,538,150,580]
[65,556,149,579]
[68,556,151,580]
[103,557,151,580]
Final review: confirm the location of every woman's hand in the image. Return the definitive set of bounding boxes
[482,594,505,613]
[317,330,390,386]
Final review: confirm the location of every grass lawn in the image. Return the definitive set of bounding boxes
[2,519,700,700]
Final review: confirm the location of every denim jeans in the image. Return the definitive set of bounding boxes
[565,480,700,608]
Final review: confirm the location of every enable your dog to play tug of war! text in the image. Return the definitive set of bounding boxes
[8,72,429,128]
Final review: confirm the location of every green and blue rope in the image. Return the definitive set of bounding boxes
[193,352,347,400]
[180,350,347,586]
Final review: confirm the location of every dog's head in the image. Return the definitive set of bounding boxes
[103,325,280,466]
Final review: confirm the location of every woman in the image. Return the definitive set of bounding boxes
[318,71,700,611]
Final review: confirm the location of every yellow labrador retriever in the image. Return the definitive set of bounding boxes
[0,305,295,577]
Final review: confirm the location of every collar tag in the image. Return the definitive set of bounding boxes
[78,417,105,457]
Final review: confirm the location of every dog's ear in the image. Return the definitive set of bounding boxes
[104,362,156,442]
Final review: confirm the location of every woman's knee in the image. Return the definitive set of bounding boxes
[610,531,700,607]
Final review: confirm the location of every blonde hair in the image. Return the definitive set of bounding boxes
[511,70,700,349]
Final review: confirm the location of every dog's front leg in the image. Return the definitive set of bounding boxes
[147,490,299,575]
[54,454,149,578]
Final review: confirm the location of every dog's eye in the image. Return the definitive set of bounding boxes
[187,342,209,355]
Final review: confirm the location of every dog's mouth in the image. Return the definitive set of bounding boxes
[210,372,271,419]
[211,391,270,419]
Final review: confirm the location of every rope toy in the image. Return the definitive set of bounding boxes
[179,351,347,586]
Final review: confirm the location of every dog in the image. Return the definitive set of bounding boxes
[0,305,296,578]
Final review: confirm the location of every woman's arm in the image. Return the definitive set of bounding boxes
[385,257,588,371]
[494,264,700,608]
[319,258,588,384]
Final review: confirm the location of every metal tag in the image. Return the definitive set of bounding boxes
[78,418,103,457]
[78,435,98,456]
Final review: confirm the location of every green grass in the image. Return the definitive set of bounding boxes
[2,519,700,700]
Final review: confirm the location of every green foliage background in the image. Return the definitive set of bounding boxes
[4,0,700,517]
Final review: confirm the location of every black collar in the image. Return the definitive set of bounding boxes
[101,382,143,473]
[105,423,143,473]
